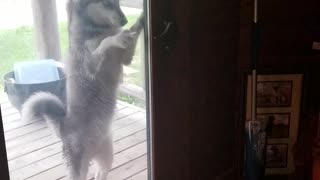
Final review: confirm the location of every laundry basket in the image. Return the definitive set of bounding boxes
[3,60,66,112]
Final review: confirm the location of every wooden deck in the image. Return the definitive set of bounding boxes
[0,93,148,180]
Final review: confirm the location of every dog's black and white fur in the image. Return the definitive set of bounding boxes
[21,0,144,179]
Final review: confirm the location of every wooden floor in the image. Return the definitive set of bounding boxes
[0,93,148,180]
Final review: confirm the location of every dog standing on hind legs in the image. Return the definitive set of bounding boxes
[21,0,144,179]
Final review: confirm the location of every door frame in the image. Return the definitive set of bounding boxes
[0,109,10,179]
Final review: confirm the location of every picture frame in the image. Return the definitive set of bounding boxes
[266,143,289,168]
[257,113,290,138]
[246,74,303,175]
[256,81,292,107]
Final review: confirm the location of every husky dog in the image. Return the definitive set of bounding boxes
[21,0,144,179]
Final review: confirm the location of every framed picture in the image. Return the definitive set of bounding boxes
[246,74,303,175]
[266,144,288,168]
[257,81,292,107]
[257,113,290,138]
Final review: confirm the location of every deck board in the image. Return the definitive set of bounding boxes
[2,113,21,124]
[5,121,47,141]
[0,93,147,180]
[125,169,148,180]
[0,102,13,111]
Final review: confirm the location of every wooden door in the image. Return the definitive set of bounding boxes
[149,0,242,179]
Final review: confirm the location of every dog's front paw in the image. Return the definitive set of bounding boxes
[114,30,137,49]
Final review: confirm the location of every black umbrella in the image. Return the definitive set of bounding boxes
[244,0,271,179]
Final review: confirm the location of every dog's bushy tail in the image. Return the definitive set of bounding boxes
[21,92,66,137]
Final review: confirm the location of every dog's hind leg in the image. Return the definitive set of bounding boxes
[93,137,113,180]
[68,155,90,180]
[64,145,90,180]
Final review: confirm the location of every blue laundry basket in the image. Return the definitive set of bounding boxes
[3,60,66,112]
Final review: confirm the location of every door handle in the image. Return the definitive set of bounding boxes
[153,21,173,40]
[153,20,177,52]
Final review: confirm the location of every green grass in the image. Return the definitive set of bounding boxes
[0,24,70,90]
[117,92,145,108]
[0,14,144,106]
[0,26,37,89]
[59,22,69,56]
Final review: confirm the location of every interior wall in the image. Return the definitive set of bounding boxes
[239,0,320,68]
[239,0,320,179]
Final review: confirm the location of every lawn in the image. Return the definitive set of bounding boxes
[0,14,144,105]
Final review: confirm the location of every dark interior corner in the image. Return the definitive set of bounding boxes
[239,0,320,179]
